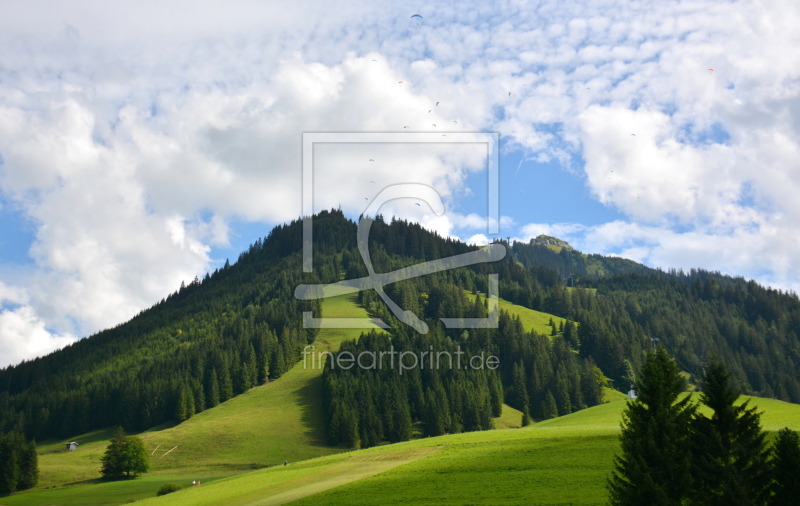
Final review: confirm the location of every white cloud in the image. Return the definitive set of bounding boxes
[0,305,76,368]
[465,233,489,246]
[1,0,800,365]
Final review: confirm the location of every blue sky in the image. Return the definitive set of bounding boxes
[1,0,800,366]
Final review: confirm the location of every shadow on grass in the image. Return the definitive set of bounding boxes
[298,372,329,447]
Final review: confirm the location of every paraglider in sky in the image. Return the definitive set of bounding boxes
[398,81,404,84]
[411,14,423,25]
[369,159,374,161]
[415,203,421,206]
[708,68,714,72]
[508,92,511,97]
[436,102,439,106]
[432,124,436,127]
[364,197,369,200]
[630,133,636,137]
[370,181,375,184]
[372,60,377,63]
[404,126,409,129]
[442,134,447,136]
[453,121,457,124]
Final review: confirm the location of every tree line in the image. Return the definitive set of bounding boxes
[0,430,37,495]
[1,209,799,458]
[324,276,604,448]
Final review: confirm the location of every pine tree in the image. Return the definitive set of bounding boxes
[219,362,234,402]
[541,390,558,419]
[769,428,800,506]
[206,368,220,408]
[607,346,696,506]
[689,360,771,506]
[101,427,127,479]
[0,432,20,494]
[175,384,189,422]
[17,440,38,490]
[488,373,503,417]
[424,388,446,437]
[521,406,531,427]
[511,362,529,413]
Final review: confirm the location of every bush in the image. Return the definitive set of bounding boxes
[156,483,183,496]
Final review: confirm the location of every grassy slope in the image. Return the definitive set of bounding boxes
[131,395,800,506]
[465,291,566,336]
[1,295,377,506]
[3,294,526,505]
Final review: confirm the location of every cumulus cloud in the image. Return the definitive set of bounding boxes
[0,306,76,368]
[1,0,800,366]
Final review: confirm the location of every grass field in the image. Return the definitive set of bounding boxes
[122,393,800,506]
[4,294,799,505]
[2,294,528,505]
[464,291,566,336]
[1,295,378,506]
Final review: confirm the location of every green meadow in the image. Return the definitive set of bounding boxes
[465,290,567,336]
[129,395,800,506]
[3,294,799,506]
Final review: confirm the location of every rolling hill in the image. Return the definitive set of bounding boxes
[2,210,800,504]
[123,396,800,506]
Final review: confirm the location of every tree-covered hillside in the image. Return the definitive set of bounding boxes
[1,209,799,450]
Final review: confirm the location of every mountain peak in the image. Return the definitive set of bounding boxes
[530,234,573,250]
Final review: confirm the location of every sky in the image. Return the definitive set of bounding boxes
[1,0,799,367]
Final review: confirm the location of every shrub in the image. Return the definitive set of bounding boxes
[156,483,183,496]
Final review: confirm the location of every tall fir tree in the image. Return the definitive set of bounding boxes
[769,428,800,506]
[101,427,128,479]
[607,346,696,506]
[689,360,771,506]
[541,390,558,419]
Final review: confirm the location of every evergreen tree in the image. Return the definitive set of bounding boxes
[510,362,529,413]
[219,363,234,402]
[0,432,20,494]
[521,406,531,427]
[0,432,38,493]
[769,428,800,506]
[541,390,558,419]
[174,384,191,422]
[101,427,128,479]
[423,388,446,437]
[488,373,503,418]
[607,346,696,506]
[17,440,38,490]
[690,360,771,506]
[206,368,220,408]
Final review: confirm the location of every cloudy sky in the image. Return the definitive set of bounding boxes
[1,0,798,367]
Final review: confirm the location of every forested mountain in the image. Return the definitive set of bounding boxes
[1,209,799,451]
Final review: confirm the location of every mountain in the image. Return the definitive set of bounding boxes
[529,234,574,250]
[2,209,800,451]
